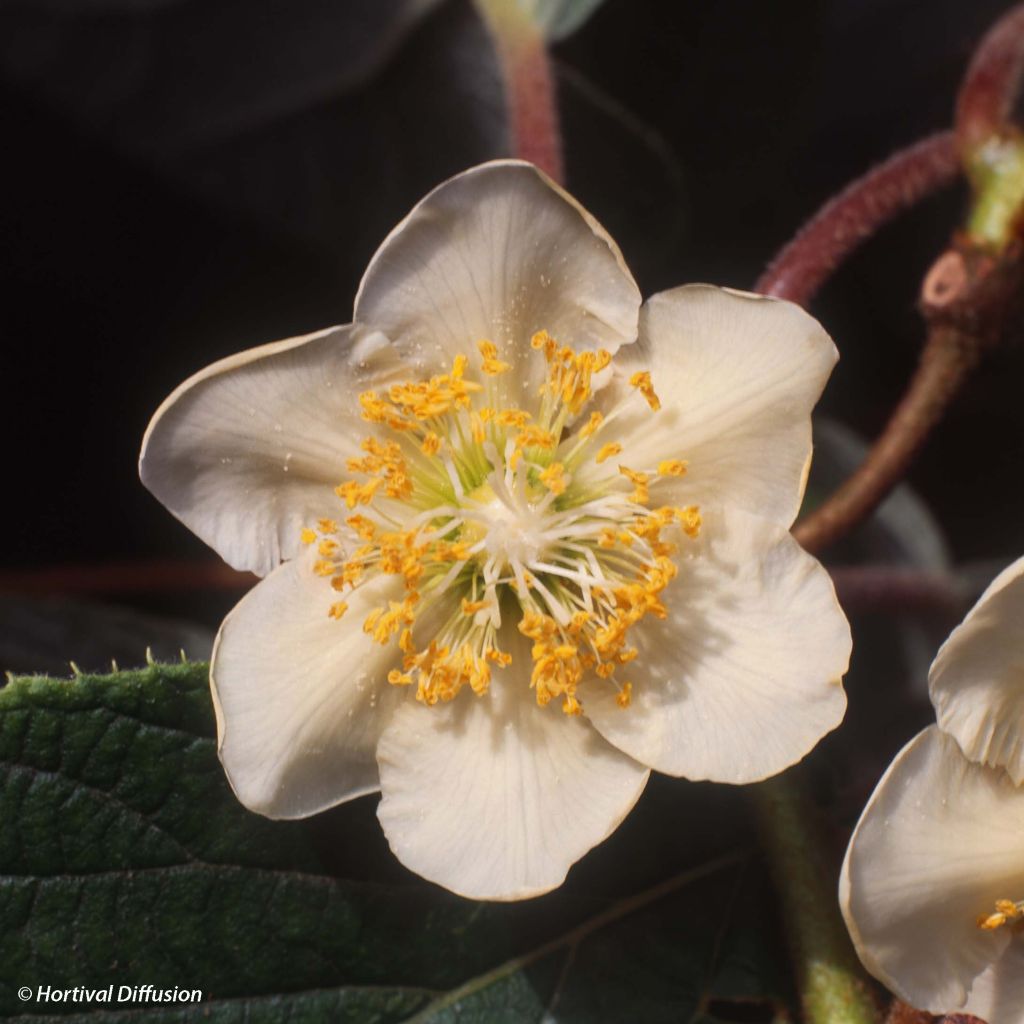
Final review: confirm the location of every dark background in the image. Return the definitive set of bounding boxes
[1,0,1022,664]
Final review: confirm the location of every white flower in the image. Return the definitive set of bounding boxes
[141,160,851,900]
[840,556,1024,1021]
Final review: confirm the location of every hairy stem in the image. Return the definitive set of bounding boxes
[755,774,880,1024]
[474,0,564,183]
[794,324,979,555]
[956,3,1024,157]
[829,565,963,618]
[755,133,960,305]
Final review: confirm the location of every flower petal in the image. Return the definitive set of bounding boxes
[604,285,838,528]
[375,635,650,900]
[839,726,1024,1013]
[963,939,1024,1024]
[140,324,407,576]
[211,547,405,818]
[929,555,1024,783]
[354,160,641,387]
[584,505,850,783]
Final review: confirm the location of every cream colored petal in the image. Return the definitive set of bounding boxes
[604,285,838,529]
[354,160,641,396]
[963,939,1024,1024]
[584,505,849,783]
[839,726,1024,1014]
[140,324,408,576]
[375,633,649,900]
[211,548,406,818]
[929,555,1024,783]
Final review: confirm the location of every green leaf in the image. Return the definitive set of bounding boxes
[0,663,792,1022]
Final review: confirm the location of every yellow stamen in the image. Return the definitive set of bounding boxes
[629,370,661,411]
[496,408,531,428]
[313,330,693,716]
[978,899,1024,930]
[478,339,511,375]
[539,462,568,495]
[516,425,558,450]
[678,505,702,538]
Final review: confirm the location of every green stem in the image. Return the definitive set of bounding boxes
[754,773,880,1024]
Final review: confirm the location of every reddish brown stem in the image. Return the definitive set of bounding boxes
[956,3,1024,155]
[829,566,963,618]
[0,560,253,598]
[756,133,960,306]
[505,38,563,182]
[475,0,564,183]
[794,325,978,555]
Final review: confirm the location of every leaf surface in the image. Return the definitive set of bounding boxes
[0,663,790,1022]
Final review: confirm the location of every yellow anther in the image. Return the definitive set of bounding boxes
[598,528,617,548]
[421,432,441,456]
[318,539,339,557]
[358,389,392,424]
[478,339,511,375]
[629,370,661,411]
[496,408,531,428]
[581,411,604,438]
[461,597,490,615]
[539,462,568,496]
[677,505,702,538]
[596,442,622,464]
[313,559,336,577]
[486,647,513,667]
[619,465,650,504]
[328,601,348,620]
[388,669,413,686]
[657,460,688,477]
[300,527,317,545]
[516,425,557,450]
[345,515,377,541]
[978,899,1024,930]
[616,682,633,708]
[335,477,384,509]
[562,694,583,716]
[364,599,415,645]
[530,330,556,358]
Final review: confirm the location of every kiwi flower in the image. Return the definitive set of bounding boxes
[141,161,851,900]
[841,556,1024,1021]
